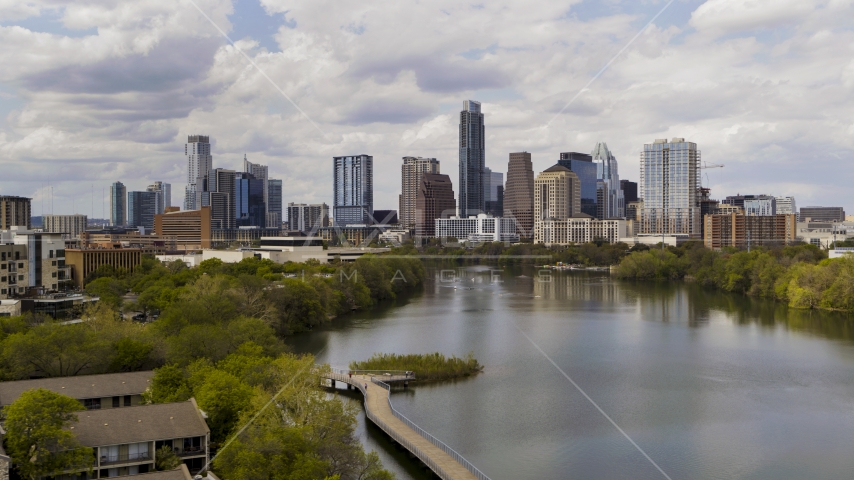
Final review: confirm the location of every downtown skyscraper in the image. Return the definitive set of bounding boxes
[591,142,624,219]
[333,155,373,226]
[184,135,212,211]
[399,156,440,227]
[109,181,126,226]
[505,152,534,238]
[459,100,485,217]
[639,138,702,236]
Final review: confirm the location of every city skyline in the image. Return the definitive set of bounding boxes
[2,1,851,215]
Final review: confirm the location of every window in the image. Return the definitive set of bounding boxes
[83,398,101,410]
[18,275,23,281]
[52,261,56,266]
[112,396,120,408]
[1,289,5,295]
[49,250,54,259]
[124,395,131,406]
[18,263,23,269]
[1,277,5,282]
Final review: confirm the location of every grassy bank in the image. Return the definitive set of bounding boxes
[350,352,483,381]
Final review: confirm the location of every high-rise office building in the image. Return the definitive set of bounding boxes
[109,182,127,226]
[333,155,373,226]
[416,173,456,238]
[459,100,485,216]
[372,210,398,225]
[146,181,171,215]
[483,168,504,217]
[591,142,624,219]
[0,196,32,230]
[399,156,440,227]
[534,165,582,221]
[210,168,236,230]
[639,138,702,236]
[243,155,273,226]
[620,180,638,204]
[505,152,534,239]
[234,172,266,228]
[287,203,330,234]
[42,214,88,238]
[557,152,598,218]
[775,196,797,216]
[267,179,283,228]
[127,191,157,230]
[184,135,212,211]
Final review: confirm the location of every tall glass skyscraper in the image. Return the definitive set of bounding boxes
[267,179,283,228]
[639,138,701,236]
[234,172,266,228]
[146,181,171,215]
[333,155,373,226]
[557,152,598,217]
[459,100,485,217]
[110,181,126,226]
[127,191,157,230]
[184,135,212,211]
[591,142,624,219]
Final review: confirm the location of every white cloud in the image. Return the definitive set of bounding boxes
[0,0,853,215]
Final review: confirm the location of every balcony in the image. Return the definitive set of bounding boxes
[99,452,152,466]
[174,446,205,457]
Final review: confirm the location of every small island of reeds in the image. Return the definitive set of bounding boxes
[350,352,483,382]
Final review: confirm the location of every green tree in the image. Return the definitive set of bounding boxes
[194,369,254,442]
[4,388,95,480]
[144,364,192,404]
[3,323,109,378]
[108,337,155,372]
[154,445,182,471]
[84,276,127,308]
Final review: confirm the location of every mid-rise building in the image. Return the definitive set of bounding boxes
[146,181,171,215]
[459,100,485,216]
[537,217,628,245]
[505,152,534,239]
[110,181,127,227]
[333,155,373,226]
[0,229,68,294]
[66,248,143,288]
[42,214,88,238]
[416,173,456,238]
[639,138,702,237]
[775,196,797,217]
[0,371,153,408]
[800,206,845,222]
[287,203,330,234]
[620,180,638,203]
[722,194,776,216]
[1,197,32,230]
[0,196,31,230]
[0,243,27,299]
[591,142,624,218]
[184,135,213,211]
[484,168,504,217]
[557,152,598,218]
[154,207,212,250]
[209,168,236,230]
[435,214,519,243]
[704,213,797,249]
[127,191,157,231]
[267,179,283,228]
[399,156,440,227]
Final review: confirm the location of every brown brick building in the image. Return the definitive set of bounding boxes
[0,196,31,229]
[703,213,797,250]
[415,173,456,238]
[66,248,143,288]
[154,207,211,250]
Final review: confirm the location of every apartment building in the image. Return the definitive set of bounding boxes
[0,243,27,299]
[435,214,519,243]
[537,217,628,245]
[0,371,153,408]
[0,196,31,230]
[703,213,797,249]
[43,214,89,239]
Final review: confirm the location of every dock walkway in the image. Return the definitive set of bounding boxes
[323,370,489,480]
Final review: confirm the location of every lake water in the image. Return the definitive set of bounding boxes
[287,266,854,479]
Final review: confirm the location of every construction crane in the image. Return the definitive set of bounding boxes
[700,162,724,188]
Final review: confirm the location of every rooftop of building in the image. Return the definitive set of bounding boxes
[68,399,209,447]
[0,371,153,406]
[116,465,193,480]
[543,164,572,173]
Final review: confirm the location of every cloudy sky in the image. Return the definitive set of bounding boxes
[1,0,853,217]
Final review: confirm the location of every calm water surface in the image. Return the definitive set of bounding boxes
[288,266,854,480]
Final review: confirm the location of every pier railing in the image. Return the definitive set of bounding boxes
[370,377,491,480]
[323,369,490,480]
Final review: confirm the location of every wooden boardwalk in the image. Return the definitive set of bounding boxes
[323,371,489,480]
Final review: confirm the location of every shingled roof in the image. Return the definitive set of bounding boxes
[68,399,209,447]
[0,371,153,406]
[120,465,193,480]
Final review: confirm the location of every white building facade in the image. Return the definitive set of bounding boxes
[536,217,627,245]
[435,214,519,243]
